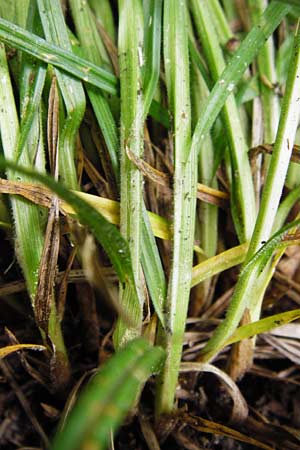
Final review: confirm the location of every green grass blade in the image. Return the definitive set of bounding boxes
[224,309,300,347]
[0,16,118,94]
[70,0,166,327]
[240,23,300,330]
[207,0,234,45]
[0,158,139,305]
[89,0,116,43]
[273,185,300,232]
[141,0,167,324]
[246,24,300,261]
[190,39,218,297]
[189,1,290,164]
[11,0,69,375]
[249,0,280,144]
[0,44,45,298]
[16,63,46,164]
[16,0,47,164]
[142,0,162,119]
[37,0,86,189]
[0,0,29,80]
[141,205,166,326]
[191,0,256,242]
[148,99,170,127]
[278,0,300,8]
[199,218,300,361]
[51,338,165,450]
[114,0,145,347]
[69,0,119,181]
[0,14,166,128]
[188,36,212,90]
[156,0,198,414]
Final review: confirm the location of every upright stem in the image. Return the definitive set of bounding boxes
[200,23,300,360]
[190,0,256,242]
[248,0,280,143]
[114,0,145,347]
[156,0,197,414]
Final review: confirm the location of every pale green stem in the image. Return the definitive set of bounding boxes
[0,44,45,298]
[207,0,234,45]
[114,0,145,347]
[156,0,197,414]
[249,0,280,144]
[200,23,300,359]
[37,0,86,189]
[190,0,256,242]
[89,0,116,43]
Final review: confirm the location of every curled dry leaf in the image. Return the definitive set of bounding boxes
[180,362,248,424]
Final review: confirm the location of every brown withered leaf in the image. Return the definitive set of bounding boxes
[184,413,273,450]
[5,328,48,387]
[34,78,60,333]
[47,77,59,175]
[249,143,300,164]
[126,147,229,208]
[0,178,54,209]
[262,334,300,365]
[34,199,60,332]
[92,13,119,76]
[228,308,254,381]
[138,412,161,450]
[126,146,171,187]
[91,117,118,198]
[83,153,110,197]
[244,416,300,450]
[57,246,77,322]
[180,362,248,424]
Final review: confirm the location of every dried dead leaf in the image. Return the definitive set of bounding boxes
[57,246,77,321]
[249,143,300,164]
[270,322,300,339]
[126,147,229,207]
[262,334,300,365]
[34,199,60,332]
[228,309,253,381]
[184,413,273,450]
[180,362,248,423]
[138,413,161,450]
[0,344,45,359]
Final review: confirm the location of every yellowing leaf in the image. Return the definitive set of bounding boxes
[224,309,300,347]
[0,344,46,359]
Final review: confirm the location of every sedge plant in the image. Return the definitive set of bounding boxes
[1,1,300,448]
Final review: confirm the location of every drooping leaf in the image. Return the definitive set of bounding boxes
[0,158,138,302]
[224,309,300,347]
[51,338,165,450]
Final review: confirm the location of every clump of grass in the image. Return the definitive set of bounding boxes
[0,1,300,449]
